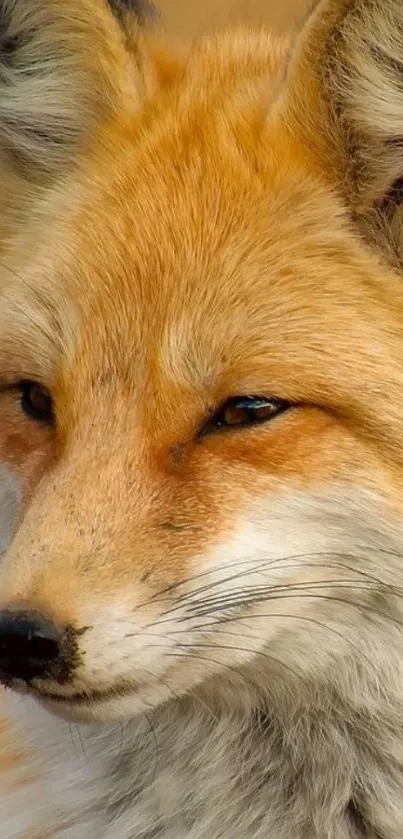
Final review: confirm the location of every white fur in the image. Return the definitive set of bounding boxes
[2,489,403,838]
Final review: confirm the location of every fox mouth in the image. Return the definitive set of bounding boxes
[33,682,138,706]
[2,677,140,708]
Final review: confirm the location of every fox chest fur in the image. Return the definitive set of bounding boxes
[4,680,403,839]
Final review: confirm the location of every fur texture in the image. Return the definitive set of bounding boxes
[2,1,403,837]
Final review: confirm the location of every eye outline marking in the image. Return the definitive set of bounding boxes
[19,380,54,425]
[1,379,56,426]
[197,394,293,439]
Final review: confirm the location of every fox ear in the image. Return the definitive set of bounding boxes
[107,0,157,26]
[0,0,156,181]
[284,0,403,264]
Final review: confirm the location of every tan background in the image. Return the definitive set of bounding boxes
[158,0,310,39]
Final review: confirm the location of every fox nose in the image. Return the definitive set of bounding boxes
[0,610,63,684]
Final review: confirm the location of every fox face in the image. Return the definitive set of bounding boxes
[1,0,403,724]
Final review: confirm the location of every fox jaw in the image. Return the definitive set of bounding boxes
[1,0,403,726]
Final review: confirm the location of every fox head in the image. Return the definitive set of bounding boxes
[1,0,403,723]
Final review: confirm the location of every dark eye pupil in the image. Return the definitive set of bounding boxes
[20,382,54,424]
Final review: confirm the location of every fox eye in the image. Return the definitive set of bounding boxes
[19,381,54,425]
[201,396,291,436]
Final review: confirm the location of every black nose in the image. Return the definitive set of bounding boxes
[0,610,62,684]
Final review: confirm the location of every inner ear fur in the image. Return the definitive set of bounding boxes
[0,0,158,181]
[283,0,403,265]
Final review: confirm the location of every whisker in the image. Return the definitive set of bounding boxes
[117,722,125,762]
[154,579,398,625]
[143,711,159,786]
[67,723,87,762]
[172,615,375,670]
[123,635,302,685]
[189,578,381,607]
[243,592,403,628]
[163,651,281,718]
[139,662,218,726]
[185,594,402,627]
[75,724,88,760]
[134,551,403,615]
[68,723,82,760]
[170,645,303,684]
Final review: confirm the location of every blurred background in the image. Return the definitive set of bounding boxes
[158,0,311,39]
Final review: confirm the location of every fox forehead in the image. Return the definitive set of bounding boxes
[0,21,367,408]
[4,157,334,397]
[0,63,400,443]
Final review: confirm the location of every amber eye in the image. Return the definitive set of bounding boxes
[19,381,54,425]
[201,395,291,436]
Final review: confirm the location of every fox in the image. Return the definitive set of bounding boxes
[2,0,403,836]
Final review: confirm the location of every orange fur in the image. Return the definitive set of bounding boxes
[2,1,403,837]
